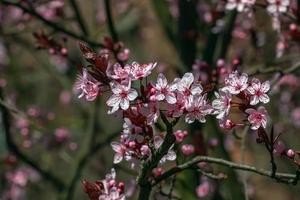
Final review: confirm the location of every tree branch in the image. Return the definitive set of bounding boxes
[69,0,89,35]
[137,112,177,200]
[0,89,66,191]
[0,0,103,47]
[154,156,300,186]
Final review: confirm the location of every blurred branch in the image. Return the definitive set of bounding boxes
[0,0,103,47]
[0,89,66,191]
[249,62,300,76]
[154,156,300,186]
[69,0,89,35]
[65,99,120,200]
[178,0,197,68]
[104,0,119,42]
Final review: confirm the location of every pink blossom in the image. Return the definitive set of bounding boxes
[76,69,102,101]
[106,81,138,114]
[247,78,270,105]
[224,71,248,94]
[212,89,232,119]
[181,144,195,155]
[196,181,211,198]
[219,118,235,129]
[267,0,290,15]
[176,72,203,97]
[130,62,157,80]
[111,142,128,164]
[140,102,160,125]
[152,73,177,104]
[226,0,256,12]
[140,145,151,156]
[106,63,131,80]
[167,92,187,117]
[245,106,268,130]
[185,94,212,124]
[173,130,188,143]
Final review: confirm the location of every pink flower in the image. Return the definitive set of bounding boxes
[167,92,187,117]
[245,106,268,130]
[224,71,248,95]
[153,73,177,104]
[173,130,188,143]
[106,81,138,114]
[106,63,131,80]
[185,94,212,123]
[219,118,235,129]
[267,0,289,15]
[226,0,256,12]
[140,102,160,125]
[76,69,102,101]
[130,62,157,80]
[176,72,203,97]
[196,180,211,198]
[212,89,232,119]
[247,78,270,105]
[111,142,129,164]
[181,144,195,155]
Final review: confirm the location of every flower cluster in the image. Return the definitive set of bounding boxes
[76,43,272,199]
[83,169,125,200]
[213,71,270,130]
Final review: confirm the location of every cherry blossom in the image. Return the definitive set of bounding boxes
[152,73,177,104]
[247,78,270,105]
[185,94,212,123]
[212,89,232,119]
[176,73,203,97]
[245,106,268,130]
[76,69,102,101]
[106,63,131,80]
[140,102,160,125]
[130,62,157,80]
[267,0,290,15]
[111,142,131,164]
[167,92,187,118]
[225,0,256,12]
[224,71,248,94]
[106,81,138,114]
[181,144,195,155]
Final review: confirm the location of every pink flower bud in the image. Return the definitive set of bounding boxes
[174,130,188,143]
[181,144,195,156]
[273,140,286,155]
[140,145,150,156]
[128,141,136,148]
[286,149,295,159]
[60,47,68,56]
[153,167,163,177]
[196,181,210,198]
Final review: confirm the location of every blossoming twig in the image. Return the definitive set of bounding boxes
[153,156,300,186]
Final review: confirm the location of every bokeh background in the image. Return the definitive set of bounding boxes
[0,0,300,199]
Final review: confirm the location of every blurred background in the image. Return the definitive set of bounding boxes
[0,0,300,199]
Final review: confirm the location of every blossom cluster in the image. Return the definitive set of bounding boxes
[225,0,291,30]
[83,169,125,200]
[75,43,272,199]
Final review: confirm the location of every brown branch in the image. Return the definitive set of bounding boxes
[153,156,300,186]
[0,89,66,191]
[0,0,103,47]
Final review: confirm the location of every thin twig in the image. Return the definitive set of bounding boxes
[69,0,89,35]
[0,89,66,191]
[153,156,300,186]
[0,0,103,47]
[104,0,119,42]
